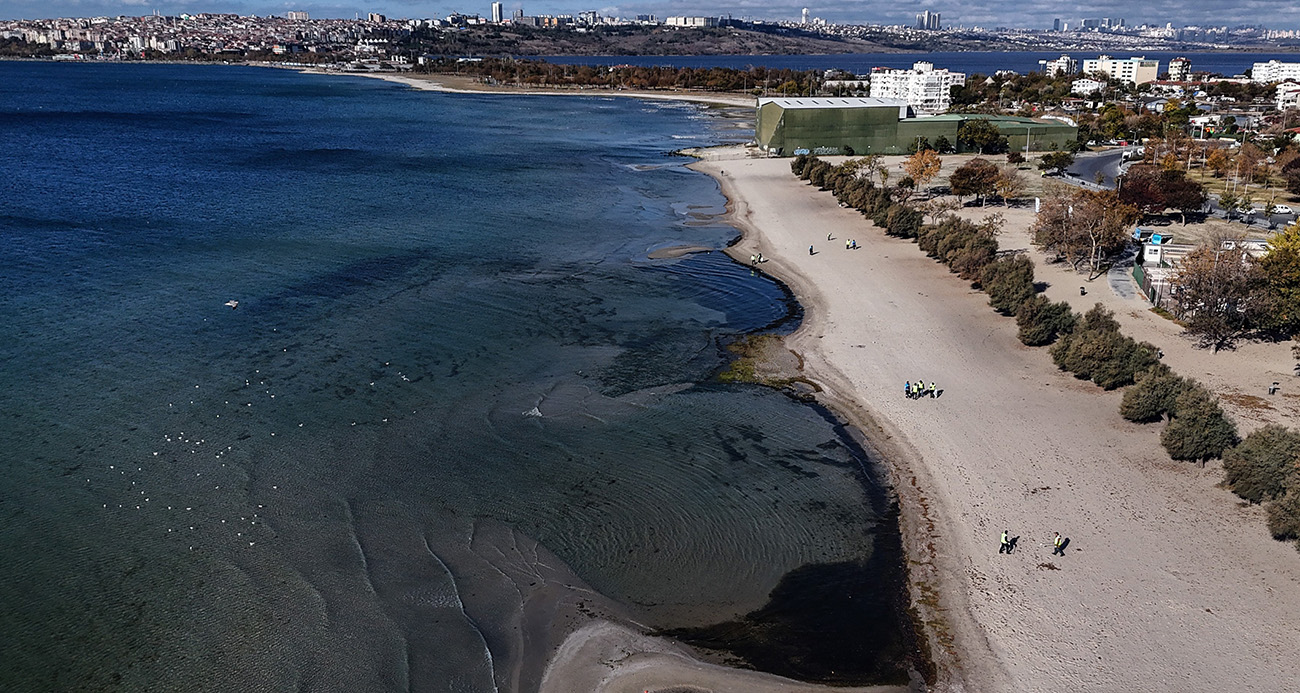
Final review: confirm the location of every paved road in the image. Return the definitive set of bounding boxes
[1066,148,1127,188]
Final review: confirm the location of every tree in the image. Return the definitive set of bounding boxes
[1222,425,1300,504]
[1117,165,1168,216]
[903,149,942,191]
[958,118,1009,154]
[1119,365,1187,422]
[1266,484,1300,543]
[949,158,1000,206]
[1161,172,1208,225]
[1015,296,1076,346]
[933,135,955,154]
[1006,151,1025,166]
[1257,222,1300,337]
[1031,187,1140,279]
[981,255,1036,313]
[1168,243,1269,350]
[1037,150,1075,174]
[994,165,1024,205]
[1160,384,1238,463]
[1049,304,1159,390]
[1206,148,1233,178]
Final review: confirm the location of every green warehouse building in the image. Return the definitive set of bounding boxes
[755,97,1078,156]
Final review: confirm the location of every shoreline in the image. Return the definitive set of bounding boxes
[696,158,986,690]
[691,147,1300,692]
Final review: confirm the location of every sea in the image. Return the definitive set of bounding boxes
[0,62,919,691]
[547,50,1300,77]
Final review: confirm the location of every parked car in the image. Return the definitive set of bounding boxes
[1274,204,1294,215]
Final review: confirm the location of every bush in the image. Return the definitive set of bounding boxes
[808,161,833,188]
[948,235,999,281]
[1015,296,1077,346]
[1119,365,1187,423]
[791,154,810,178]
[884,204,924,238]
[1160,384,1238,462]
[981,255,1036,313]
[1266,487,1300,543]
[1222,425,1300,504]
[1050,305,1159,390]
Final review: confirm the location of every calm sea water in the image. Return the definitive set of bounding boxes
[548,50,1299,76]
[0,63,918,691]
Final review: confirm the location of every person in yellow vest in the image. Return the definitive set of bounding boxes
[999,530,1011,554]
[1052,532,1066,556]
[928,382,937,398]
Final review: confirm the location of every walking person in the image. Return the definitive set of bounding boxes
[1052,532,1065,556]
[809,245,814,256]
[999,530,1011,554]
[904,381,911,398]
[928,381,937,398]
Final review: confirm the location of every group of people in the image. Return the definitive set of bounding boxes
[827,233,859,250]
[999,530,1067,556]
[749,253,766,266]
[905,380,937,399]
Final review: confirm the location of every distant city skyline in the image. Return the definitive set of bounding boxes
[5,0,1300,30]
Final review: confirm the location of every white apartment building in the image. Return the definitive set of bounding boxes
[1039,54,1078,77]
[491,2,503,23]
[868,61,965,115]
[1253,60,1300,84]
[1071,78,1107,95]
[665,16,719,27]
[1082,55,1159,85]
[1277,82,1300,110]
[1167,57,1191,81]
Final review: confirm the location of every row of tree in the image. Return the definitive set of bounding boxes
[788,154,1300,550]
[414,57,821,93]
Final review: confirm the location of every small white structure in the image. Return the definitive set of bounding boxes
[1071,78,1107,96]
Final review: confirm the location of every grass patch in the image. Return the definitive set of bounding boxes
[1149,305,1187,326]
[717,334,797,387]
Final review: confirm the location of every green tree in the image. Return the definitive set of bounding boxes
[957,118,1009,154]
[1119,365,1187,422]
[1266,485,1300,543]
[981,255,1036,314]
[1257,222,1300,337]
[1031,187,1140,279]
[1015,296,1076,346]
[1050,305,1158,389]
[1037,150,1075,174]
[1160,384,1238,463]
[1222,425,1300,504]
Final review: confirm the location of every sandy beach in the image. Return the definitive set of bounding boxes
[689,148,1300,692]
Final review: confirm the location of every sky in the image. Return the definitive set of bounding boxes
[5,0,1300,30]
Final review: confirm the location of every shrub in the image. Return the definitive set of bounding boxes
[1160,384,1238,462]
[1119,365,1187,423]
[981,255,1036,313]
[948,235,999,281]
[808,160,833,188]
[1015,296,1077,346]
[1050,307,1159,390]
[1222,425,1300,504]
[791,154,810,178]
[1266,487,1300,543]
[884,204,924,238]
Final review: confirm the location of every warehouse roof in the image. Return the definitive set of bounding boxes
[757,97,909,110]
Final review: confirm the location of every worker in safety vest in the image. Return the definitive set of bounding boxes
[1053,532,1065,556]
[999,530,1011,554]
